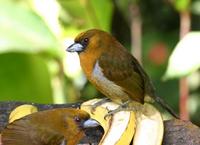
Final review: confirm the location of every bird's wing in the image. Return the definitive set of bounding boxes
[2,117,64,145]
[2,118,35,145]
[98,51,145,102]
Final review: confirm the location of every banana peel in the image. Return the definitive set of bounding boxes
[133,103,163,145]
[9,104,38,123]
[81,99,136,145]
[81,99,164,145]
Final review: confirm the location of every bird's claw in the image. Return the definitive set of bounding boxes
[91,98,111,114]
[91,106,97,115]
[104,110,114,120]
[104,106,123,120]
[104,102,139,120]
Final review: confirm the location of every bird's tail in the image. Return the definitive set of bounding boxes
[155,96,179,119]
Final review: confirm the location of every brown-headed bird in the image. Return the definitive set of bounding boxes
[66,29,178,118]
[2,108,99,145]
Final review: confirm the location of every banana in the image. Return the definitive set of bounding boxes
[7,100,163,145]
[133,103,164,145]
[9,104,38,123]
[81,99,136,145]
[81,99,164,145]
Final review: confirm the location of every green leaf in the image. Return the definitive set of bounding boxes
[173,0,190,12]
[0,53,53,103]
[163,32,200,79]
[58,0,113,32]
[0,1,60,57]
[90,0,113,31]
[191,0,200,15]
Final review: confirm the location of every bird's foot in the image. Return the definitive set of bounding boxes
[104,101,133,119]
[104,101,142,120]
[91,98,111,114]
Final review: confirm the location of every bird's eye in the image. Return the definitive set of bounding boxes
[83,38,89,43]
[79,38,89,48]
[74,116,81,122]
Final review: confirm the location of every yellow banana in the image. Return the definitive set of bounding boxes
[81,99,136,145]
[9,104,38,123]
[81,99,164,145]
[133,103,164,145]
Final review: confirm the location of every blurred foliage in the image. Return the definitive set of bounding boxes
[0,0,200,125]
[164,32,200,79]
[0,53,52,103]
[0,1,60,56]
[172,0,191,12]
[58,0,113,33]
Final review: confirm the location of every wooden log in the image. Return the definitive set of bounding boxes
[163,119,200,145]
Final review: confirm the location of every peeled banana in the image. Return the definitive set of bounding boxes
[133,103,163,145]
[81,99,164,145]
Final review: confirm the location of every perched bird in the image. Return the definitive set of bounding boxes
[66,29,178,118]
[2,108,99,145]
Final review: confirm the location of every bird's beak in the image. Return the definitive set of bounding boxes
[66,43,84,52]
[83,119,100,128]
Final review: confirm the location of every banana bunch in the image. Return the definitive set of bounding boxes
[81,99,164,145]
